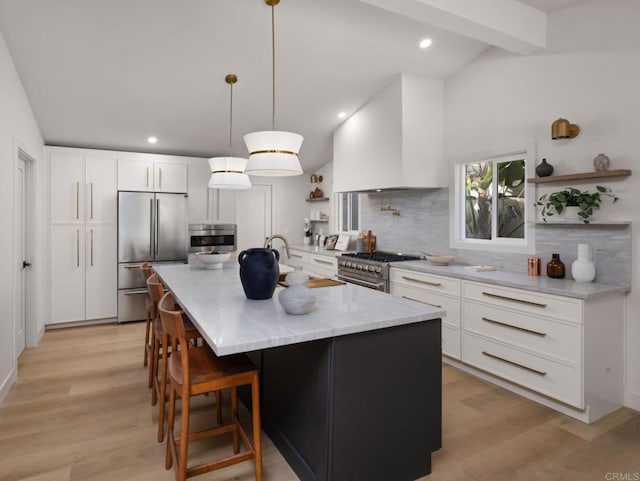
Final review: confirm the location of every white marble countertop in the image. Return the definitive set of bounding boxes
[153,263,444,356]
[392,261,630,300]
[289,245,345,257]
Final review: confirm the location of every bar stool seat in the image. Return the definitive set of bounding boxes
[159,291,262,481]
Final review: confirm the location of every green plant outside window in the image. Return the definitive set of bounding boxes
[464,158,525,241]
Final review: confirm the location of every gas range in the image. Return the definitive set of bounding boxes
[337,251,422,292]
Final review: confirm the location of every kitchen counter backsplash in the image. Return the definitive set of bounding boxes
[359,188,631,286]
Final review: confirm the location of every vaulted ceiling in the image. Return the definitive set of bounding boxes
[0,0,592,171]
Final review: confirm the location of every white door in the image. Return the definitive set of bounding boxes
[85,224,117,320]
[13,158,27,356]
[235,184,272,253]
[50,225,86,324]
[154,161,187,193]
[50,151,84,223]
[85,156,117,223]
[117,158,154,192]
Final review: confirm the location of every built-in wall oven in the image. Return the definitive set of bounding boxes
[189,223,237,253]
[337,251,422,293]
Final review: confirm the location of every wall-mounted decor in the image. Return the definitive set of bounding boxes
[551,117,580,139]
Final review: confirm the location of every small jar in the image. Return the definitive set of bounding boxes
[546,253,566,279]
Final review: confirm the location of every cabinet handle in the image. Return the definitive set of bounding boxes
[401,275,442,287]
[482,291,547,308]
[75,182,80,220]
[482,351,547,376]
[76,229,80,267]
[123,264,145,269]
[159,167,162,190]
[401,296,442,308]
[90,229,94,266]
[146,166,150,189]
[149,199,154,256]
[89,182,94,220]
[313,258,334,265]
[481,316,547,337]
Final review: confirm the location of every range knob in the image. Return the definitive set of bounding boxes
[362,265,369,272]
[375,267,382,274]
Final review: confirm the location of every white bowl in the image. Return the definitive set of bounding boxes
[195,251,230,269]
[425,255,454,266]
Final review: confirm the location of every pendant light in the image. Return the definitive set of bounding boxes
[208,74,251,189]
[244,0,303,176]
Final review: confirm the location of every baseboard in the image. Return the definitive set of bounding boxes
[0,367,17,407]
[45,317,118,330]
[624,389,640,412]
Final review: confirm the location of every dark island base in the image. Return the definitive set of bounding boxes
[249,320,442,481]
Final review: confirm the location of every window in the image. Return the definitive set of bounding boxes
[451,147,534,253]
[336,192,359,233]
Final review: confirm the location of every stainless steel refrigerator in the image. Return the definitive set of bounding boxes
[117,191,188,322]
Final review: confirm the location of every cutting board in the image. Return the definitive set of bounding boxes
[279,278,346,288]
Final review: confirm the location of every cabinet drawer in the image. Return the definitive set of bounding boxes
[391,283,460,327]
[462,300,581,364]
[307,254,337,270]
[462,332,582,408]
[463,281,582,323]
[442,325,460,360]
[390,269,461,296]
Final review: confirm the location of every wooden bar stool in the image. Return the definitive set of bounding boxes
[159,291,262,481]
[147,274,205,442]
[141,262,155,371]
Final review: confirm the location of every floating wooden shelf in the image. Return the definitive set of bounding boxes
[527,169,631,184]
[535,221,631,226]
[305,197,330,202]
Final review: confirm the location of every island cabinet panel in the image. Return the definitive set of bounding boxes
[258,320,442,481]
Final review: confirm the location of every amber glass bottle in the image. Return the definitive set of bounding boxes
[546,253,566,279]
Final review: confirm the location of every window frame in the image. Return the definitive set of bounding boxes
[449,144,535,254]
[335,191,360,235]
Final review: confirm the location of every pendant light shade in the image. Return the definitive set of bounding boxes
[243,0,303,176]
[244,130,303,176]
[208,157,252,189]
[209,74,251,190]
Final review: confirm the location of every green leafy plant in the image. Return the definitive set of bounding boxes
[536,186,618,223]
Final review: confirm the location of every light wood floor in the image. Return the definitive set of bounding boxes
[1,323,638,481]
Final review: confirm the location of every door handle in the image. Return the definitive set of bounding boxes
[22,261,31,269]
[155,199,160,256]
[90,229,94,266]
[76,229,80,267]
[75,182,80,220]
[89,182,94,220]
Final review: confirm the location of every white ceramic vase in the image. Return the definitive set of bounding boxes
[571,243,596,283]
[563,205,580,221]
[278,269,316,315]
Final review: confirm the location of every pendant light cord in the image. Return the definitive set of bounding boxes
[229,80,234,157]
[271,2,276,130]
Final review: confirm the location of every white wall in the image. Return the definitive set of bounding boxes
[444,0,640,409]
[0,31,44,403]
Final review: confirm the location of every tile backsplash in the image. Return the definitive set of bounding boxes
[359,189,630,285]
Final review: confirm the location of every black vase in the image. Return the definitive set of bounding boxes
[535,158,554,177]
[238,248,280,300]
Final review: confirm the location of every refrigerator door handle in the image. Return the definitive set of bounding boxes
[149,198,154,257]
[155,198,160,256]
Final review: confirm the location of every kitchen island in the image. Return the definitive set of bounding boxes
[154,263,444,481]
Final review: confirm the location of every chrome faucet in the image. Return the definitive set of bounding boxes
[264,234,291,259]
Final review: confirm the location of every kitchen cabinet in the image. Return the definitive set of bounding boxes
[460,280,624,422]
[333,73,445,192]
[48,146,118,324]
[50,150,117,224]
[390,268,461,359]
[186,159,236,223]
[118,158,187,193]
[287,249,338,279]
[49,223,117,323]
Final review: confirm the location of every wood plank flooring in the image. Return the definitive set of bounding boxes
[1,322,638,481]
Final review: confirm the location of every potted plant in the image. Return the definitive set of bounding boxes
[536,186,618,223]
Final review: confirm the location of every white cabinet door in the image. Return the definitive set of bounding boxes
[85,156,117,223]
[50,152,84,224]
[187,160,210,222]
[235,184,272,253]
[50,225,85,323]
[85,224,117,320]
[118,158,154,191]
[154,161,187,193]
[211,188,237,223]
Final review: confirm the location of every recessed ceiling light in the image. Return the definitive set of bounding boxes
[337,112,347,119]
[147,136,158,144]
[419,38,432,49]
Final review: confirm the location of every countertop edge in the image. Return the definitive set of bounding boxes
[392,262,630,300]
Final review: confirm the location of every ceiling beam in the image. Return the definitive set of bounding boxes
[360,0,547,55]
